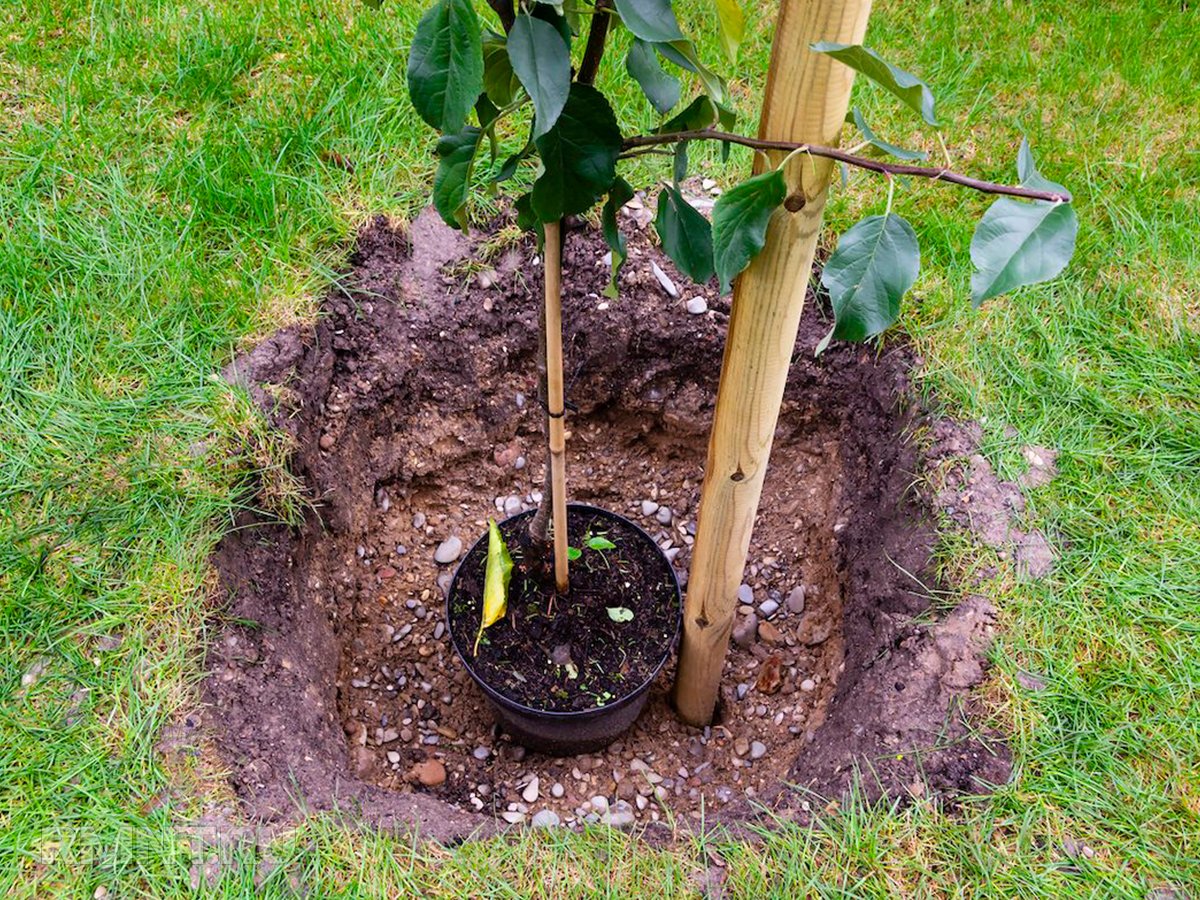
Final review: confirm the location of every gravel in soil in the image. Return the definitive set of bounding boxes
[206,199,1013,836]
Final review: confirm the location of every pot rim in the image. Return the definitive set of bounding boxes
[446,502,683,721]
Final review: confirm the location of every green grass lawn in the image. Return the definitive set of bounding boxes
[2,0,1197,895]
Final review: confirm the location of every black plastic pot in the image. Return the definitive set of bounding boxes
[446,503,682,755]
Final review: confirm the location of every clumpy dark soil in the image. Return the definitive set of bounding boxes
[206,202,1014,840]
[449,506,679,714]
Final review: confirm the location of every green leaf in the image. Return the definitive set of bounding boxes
[655,186,715,284]
[602,177,635,297]
[849,108,927,161]
[606,606,634,623]
[714,0,745,63]
[475,93,500,129]
[514,192,544,248]
[567,546,583,561]
[657,95,717,134]
[711,170,787,294]
[532,83,622,223]
[817,213,920,354]
[970,197,1077,306]
[1017,136,1069,197]
[533,2,573,44]
[655,40,728,106]
[407,0,484,134]
[482,31,522,107]
[586,535,617,551]
[673,141,688,185]
[613,0,684,43]
[626,38,681,115]
[474,518,513,655]
[432,127,481,230]
[508,14,571,138]
[492,139,533,183]
[811,42,937,126]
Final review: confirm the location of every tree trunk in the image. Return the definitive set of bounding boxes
[673,0,874,726]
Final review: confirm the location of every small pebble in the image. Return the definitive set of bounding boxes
[732,612,758,648]
[685,297,708,315]
[737,584,754,605]
[319,433,335,451]
[531,809,560,828]
[759,599,780,618]
[786,586,806,614]
[433,622,445,640]
[641,499,660,517]
[551,782,565,798]
[800,678,816,692]
[434,536,462,564]
[522,776,540,803]
[473,746,490,761]
[651,261,679,298]
[750,741,767,760]
[655,506,673,525]
[412,512,426,529]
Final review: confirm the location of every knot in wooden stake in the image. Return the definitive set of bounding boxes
[784,193,806,212]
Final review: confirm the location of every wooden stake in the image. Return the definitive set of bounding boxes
[543,220,570,593]
[673,0,874,726]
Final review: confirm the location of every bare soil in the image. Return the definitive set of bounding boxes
[206,206,1018,840]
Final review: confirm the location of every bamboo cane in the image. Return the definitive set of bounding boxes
[543,220,570,593]
[673,0,874,726]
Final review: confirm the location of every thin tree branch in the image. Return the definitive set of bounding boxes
[577,0,612,86]
[487,0,515,33]
[622,129,1073,203]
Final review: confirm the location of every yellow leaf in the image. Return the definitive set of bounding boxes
[714,0,745,63]
[474,518,513,655]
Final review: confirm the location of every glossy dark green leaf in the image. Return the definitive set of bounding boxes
[613,0,684,43]
[656,95,717,134]
[655,186,714,284]
[508,14,571,137]
[711,170,786,294]
[812,42,937,126]
[482,32,522,107]
[849,108,927,161]
[406,0,484,134]
[817,213,919,354]
[601,177,635,297]
[532,83,622,223]
[432,127,482,230]
[970,142,1076,305]
[626,38,680,114]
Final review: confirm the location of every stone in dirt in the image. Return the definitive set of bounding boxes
[732,612,758,648]
[786,586,806,615]
[409,759,446,787]
[796,611,833,646]
[651,261,679,298]
[531,809,560,828]
[522,776,539,803]
[640,499,659,517]
[434,537,462,564]
[755,654,783,695]
[686,297,708,315]
[757,621,783,646]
